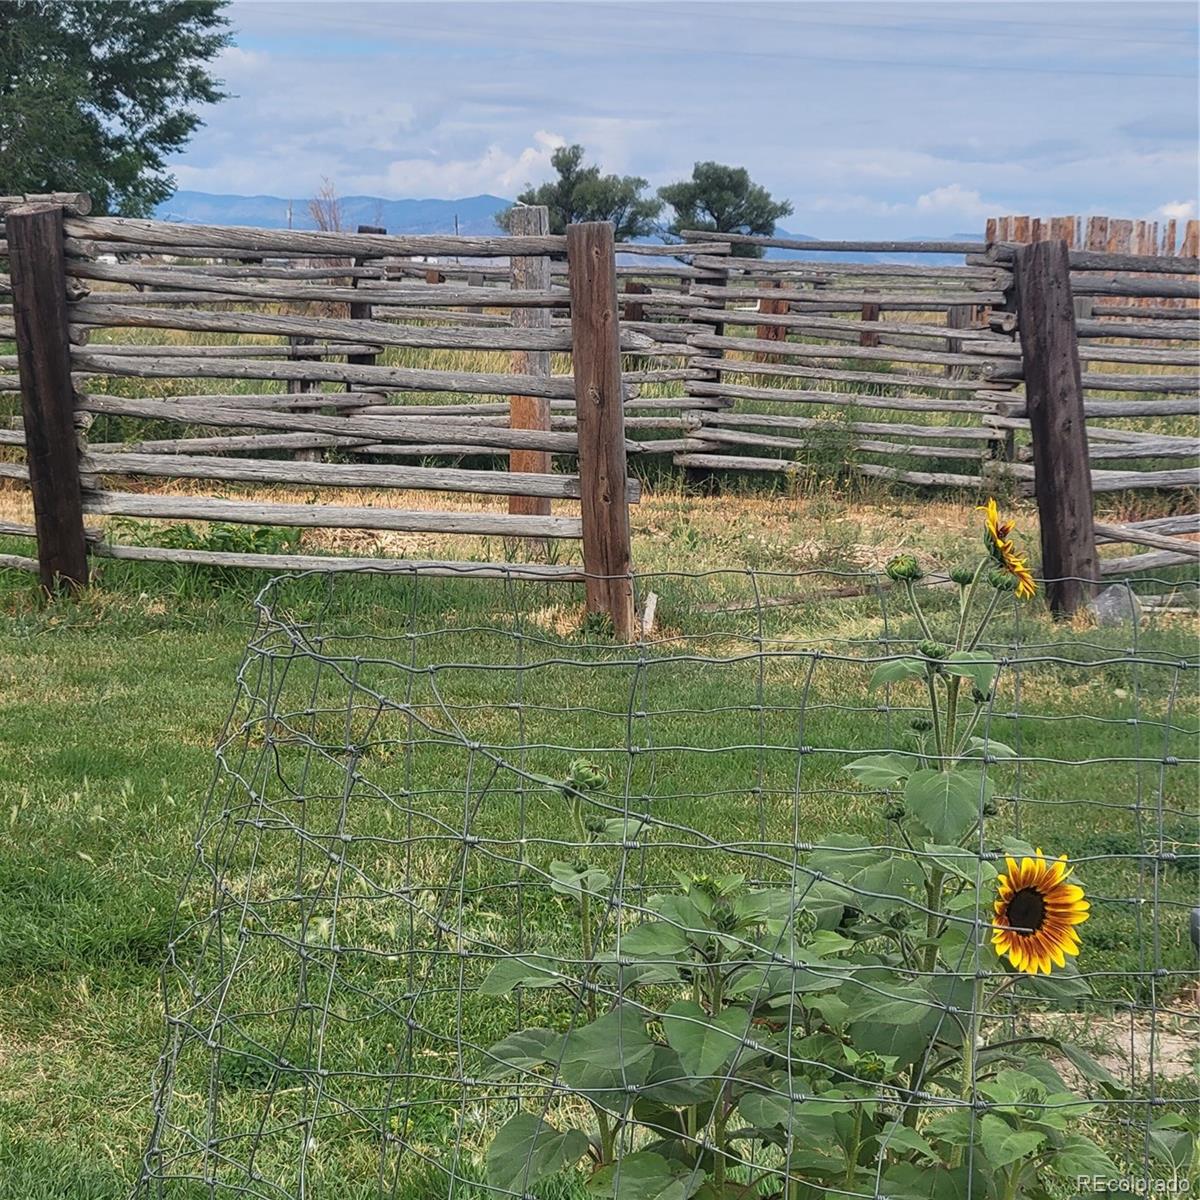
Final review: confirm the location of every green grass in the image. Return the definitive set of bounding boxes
[0,547,1196,1198]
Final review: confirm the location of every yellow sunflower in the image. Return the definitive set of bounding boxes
[992,850,1089,974]
[979,498,1037,600]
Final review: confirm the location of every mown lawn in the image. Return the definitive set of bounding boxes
[0,494,1196,1198]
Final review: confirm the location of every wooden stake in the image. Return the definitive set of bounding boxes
[7,205,89,592]
[1012,240,1098,617]
[567,222,635,640]
[509,206,552,522]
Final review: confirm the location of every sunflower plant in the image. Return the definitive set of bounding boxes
[476,505,1154,1198]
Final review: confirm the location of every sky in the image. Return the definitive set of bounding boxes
[172,0,1200,238]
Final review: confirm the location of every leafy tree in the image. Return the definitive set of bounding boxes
[658,161,793,257]
[498,144,662,240]
[0,1,230,215]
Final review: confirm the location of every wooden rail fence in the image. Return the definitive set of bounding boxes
[1,192,1196,618]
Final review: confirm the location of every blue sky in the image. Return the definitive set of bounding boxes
[173,0,1200,237]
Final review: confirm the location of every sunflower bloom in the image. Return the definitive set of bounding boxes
[979,498,1037,600]
[992,850,1089,974]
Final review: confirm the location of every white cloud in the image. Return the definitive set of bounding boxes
[1157,200,1197,220]
[915,184,995,218]
[366,131,567,199]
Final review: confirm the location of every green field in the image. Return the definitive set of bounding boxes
[0,521,1196,1197]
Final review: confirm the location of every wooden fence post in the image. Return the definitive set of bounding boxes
[1012,239,1098,618]
[509,206,552,525]
[859,291,881,348]
[566,221,635,640]
[8,204,89,592]
[348,223,386,372]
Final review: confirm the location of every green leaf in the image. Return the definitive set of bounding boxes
[922,843,997,884]
[875,1119,940,1164]
[639,1045,711,1106]
[662,1001,752,1079]
[482,1028,561,1079]
[1050,1135,1118,1177]
[870,657,927,689]
[560,1007,656,1109]
[485,1112,589,1190]
[844,753,915,788]
[904,769,990,843]
[853,855,924,915]
[549,858,612,900]
[1051,1039,1129,1098]
[479,950,564,995]
[586,1150,704,1200]
[621,921,690,958]
[979,1114,1046,1168]
[942,650,997,694]
[962,736,1017,761]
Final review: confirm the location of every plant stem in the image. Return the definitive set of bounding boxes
[904,580,934,640]
[922,869,945,974]
[709,949,728,1190]
[924,668,945,768]
[844,1103,864,1188]
[951,971,985,1170]
[954,560,987,651]
[966,589,1002,652]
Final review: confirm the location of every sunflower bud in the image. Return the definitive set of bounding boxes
[564,758,606,793]
[856,1051,889,1081]
[883,799,906,822]
[982,798,1000,818]
[918,639,949,661]
[886,554,924,582]
[910,717,933,733]
[988,568,1018,593]
[583,815,607,835]
[949,565,975,587]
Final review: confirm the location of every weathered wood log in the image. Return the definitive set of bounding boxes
[76,393,600,453]
[1092,521,1200,558]
[986,244,1199,275]
[1004,461,1200,491]
[87,431,371,456]
[691,283,1006,307]
[670,452,979,487]
[1013,240,1098,616]
[71,350,577,399]
[688,331,993,369]
[686,426,983,460]
[680,230,980,254]
[965,338,1200,366]
[68,300,579,351]
[708,308,997,341]
[1099,548,1199,575]
[979,392,1199,418]
[81,449,642,500]
[82,490,584,539]
[1075,318,1199,340]
[0,192,91,216]
[695,409,1000,441]
[67,215,567,259]
[1071,274,1198,299]
[0,552,38,573]
[66,261,568,308]
[702,356,991,392]
[1090,304,1199,320]
[89,541,587,579]
[7,205,89,590]
[567,222,635,640]
[689,379,1000,413]
[68,339,382,359]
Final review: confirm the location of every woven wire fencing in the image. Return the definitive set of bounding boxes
[134,568,1199,1200]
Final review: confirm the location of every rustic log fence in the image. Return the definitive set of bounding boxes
[0,192,1196,618]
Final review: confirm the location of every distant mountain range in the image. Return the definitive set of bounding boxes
[152,191,982,264]
[154,191,513,235]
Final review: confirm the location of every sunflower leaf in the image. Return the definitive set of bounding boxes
[869,658,927,689]
[942,651,998,694]
[904,769,990,844]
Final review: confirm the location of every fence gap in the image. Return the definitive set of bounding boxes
[8,203,89,592]
[1012,239,1099,617]
[566,221,635,639]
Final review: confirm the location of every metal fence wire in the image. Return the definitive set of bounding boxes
[133,567,1199,1200]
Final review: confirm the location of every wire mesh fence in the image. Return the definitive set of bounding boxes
[133,566,1199,1199]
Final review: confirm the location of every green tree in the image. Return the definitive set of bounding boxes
[498,144,662,240]
[658,161,793,257]
[0,1,230,215]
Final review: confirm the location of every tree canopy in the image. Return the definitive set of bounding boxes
[658,161,793,257]
[0,1,230,215]
[498,144,662,241]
